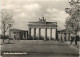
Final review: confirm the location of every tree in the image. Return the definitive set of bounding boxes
[65,0,80,35]
[1,9,14,43]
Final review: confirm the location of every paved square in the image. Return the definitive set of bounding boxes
[0,40,79,57]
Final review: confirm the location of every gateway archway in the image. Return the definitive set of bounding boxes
[28,16,58,40]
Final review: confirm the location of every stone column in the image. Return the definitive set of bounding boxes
[34,28,36,40]
[16,32,17,39]
[9,31,11,38]
[39,28,41,40]
[18,32,19,39]
[25,32,27,40]
[26,31,28,40]
[23,33,24,39]
[29,28,31,39]
[64,33,66,41]
[45,28,47,40]
[56,28,58,40]
[50,28,52,40]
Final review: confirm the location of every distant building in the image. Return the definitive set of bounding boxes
[57,29,71,41]
[9,28,28,40]
[57,29,80,41]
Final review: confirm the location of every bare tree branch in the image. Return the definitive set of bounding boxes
[1,9,14,43]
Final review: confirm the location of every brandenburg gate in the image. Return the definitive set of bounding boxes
[28,16,58,40]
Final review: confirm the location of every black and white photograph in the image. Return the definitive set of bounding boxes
[0,0,80,57]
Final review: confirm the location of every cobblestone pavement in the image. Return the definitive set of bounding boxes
[0,39,79,57]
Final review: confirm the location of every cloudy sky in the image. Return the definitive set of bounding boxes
[1,0,70,31]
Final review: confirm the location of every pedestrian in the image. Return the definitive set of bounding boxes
[75,35,79,45]
[70,36,74,45]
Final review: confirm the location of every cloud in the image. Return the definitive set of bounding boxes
[46,8,69,30]
[1,0,69,31]
[11,3,41,30]
[23,4,40,11]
